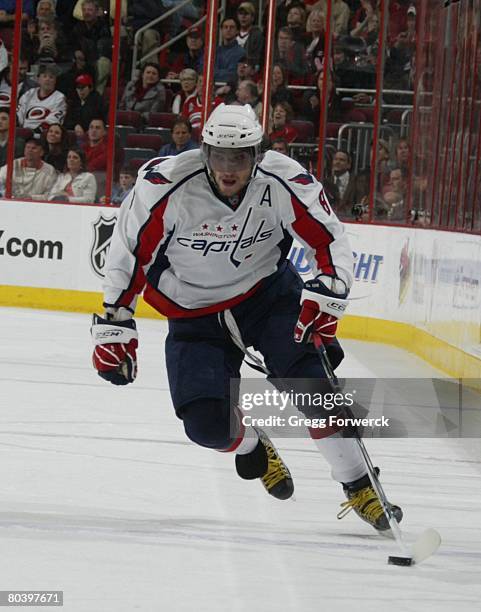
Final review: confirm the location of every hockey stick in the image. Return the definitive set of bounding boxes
[220,310,441,565]
[312,334,441,566]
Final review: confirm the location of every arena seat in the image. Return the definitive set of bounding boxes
[326,123,343,138]
[116,110,143,130]
[144,127,172,143]
[126,133,164,151]
[148,112,178,129]
[290,120,315,142]
[124,147,157,164]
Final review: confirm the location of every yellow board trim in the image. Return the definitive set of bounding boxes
[1,285,480,379]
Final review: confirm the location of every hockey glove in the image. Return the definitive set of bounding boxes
[294,276,349,345]
[91,312,138,385]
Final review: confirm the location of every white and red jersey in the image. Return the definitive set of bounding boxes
[17,87,67,130]
[181,92,202,128]
[103,150,354,318]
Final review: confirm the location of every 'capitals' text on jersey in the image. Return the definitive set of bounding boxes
[103,150,354,318]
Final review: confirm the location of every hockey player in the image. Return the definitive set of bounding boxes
[91,104,402,531]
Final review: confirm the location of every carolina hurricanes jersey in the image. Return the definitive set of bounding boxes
[17,88,67,130]
[181,93,202,128]
[103,150,354,318]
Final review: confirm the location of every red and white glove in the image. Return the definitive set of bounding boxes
[294,276,349,345]
[91,309,138,385]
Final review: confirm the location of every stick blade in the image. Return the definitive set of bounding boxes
[412,528,442,564]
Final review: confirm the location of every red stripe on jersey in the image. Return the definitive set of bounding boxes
[116,197,170,308]
[290,194,335,275]
[143,280,262,318]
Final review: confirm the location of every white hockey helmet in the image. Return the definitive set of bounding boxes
[201,103,264,181]
[202,103,263,149]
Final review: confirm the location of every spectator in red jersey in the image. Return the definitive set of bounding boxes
[119,62,166,123]
[387,0,408,46]
[82,117,123,174]
[269,101,298,143]
[82,117,108,171]
[171,68,198,115]
[182,76,203,129]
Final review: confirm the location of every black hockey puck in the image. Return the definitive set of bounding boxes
[388,555,413,566]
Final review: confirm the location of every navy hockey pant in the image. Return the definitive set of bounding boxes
[165,262,344,450]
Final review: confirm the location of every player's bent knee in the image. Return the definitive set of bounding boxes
[181,398,234,450]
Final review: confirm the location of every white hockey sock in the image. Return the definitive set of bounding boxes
[235,426,259,455]
[313,433,366,484]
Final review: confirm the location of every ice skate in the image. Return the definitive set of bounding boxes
[235,428,294,500]
[337,469,403,531]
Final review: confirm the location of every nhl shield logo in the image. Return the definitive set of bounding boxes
[90,214,117,277]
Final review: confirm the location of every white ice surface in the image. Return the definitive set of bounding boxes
[0,308,480,612]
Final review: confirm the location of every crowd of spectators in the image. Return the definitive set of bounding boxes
[0,0,418,218]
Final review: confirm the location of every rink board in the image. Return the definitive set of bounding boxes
[1,199,480,377]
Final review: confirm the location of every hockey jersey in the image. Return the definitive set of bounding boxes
[181,92,202,129]
[103,150,354,318]
[17,88,67,130]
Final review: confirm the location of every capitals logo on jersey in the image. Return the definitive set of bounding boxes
[176,206,276,268]
[143,158,172,185]
[289,172,315,185]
